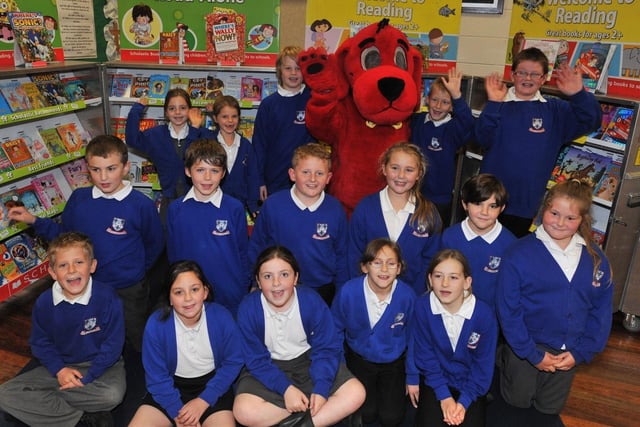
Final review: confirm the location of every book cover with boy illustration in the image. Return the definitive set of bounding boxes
[159,31,179,64]
[32,172,66,209]
[8,11,56,66]
[31,72,69,106]
[149,74,169,99]
[56,122,84,153]
[1,137,34,169]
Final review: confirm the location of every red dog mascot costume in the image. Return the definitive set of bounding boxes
[299,18,423,214]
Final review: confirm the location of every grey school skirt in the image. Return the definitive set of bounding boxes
[236,350,355,408]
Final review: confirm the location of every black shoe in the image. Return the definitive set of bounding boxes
[274,410,314,427]
[76,411,113,427]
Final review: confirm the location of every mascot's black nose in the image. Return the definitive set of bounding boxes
[378,77,405,102]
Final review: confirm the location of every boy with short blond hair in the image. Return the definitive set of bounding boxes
[0,232,126,426]
[166,138,250,316]
[249,142,349,305]
[6,135,164,352]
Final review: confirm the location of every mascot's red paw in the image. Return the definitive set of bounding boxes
[300,18,423,214]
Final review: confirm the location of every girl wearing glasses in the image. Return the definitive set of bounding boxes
[412,249,498,427]
[332,238,418,426]
[349,142,442,296]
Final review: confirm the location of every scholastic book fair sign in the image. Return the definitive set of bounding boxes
[505,0,640,99]
[305,0,462,74]
[117,0,280,66]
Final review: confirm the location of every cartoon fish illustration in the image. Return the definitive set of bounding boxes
[439,5,456,17]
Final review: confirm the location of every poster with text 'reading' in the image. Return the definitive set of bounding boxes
[305,0,463,74]
[116,0,280,66]
[506,0,640,98]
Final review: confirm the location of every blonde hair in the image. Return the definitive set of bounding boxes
[291,142,332,170]
[276,46,302,86]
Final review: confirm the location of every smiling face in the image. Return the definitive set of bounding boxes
[256,257,299,312]
[170,271,209,327]
[87,153,129,196]
[215,105,240,141]
[383,150,421,199]
[361,245,401,298]
[165,94,190,130]
[462,194,504,236]
[289,155,332,206]
[511,59,546,100]
[427,86,453,122]
[186,159,225,200]
[541,195,583,250]
[428,257,472,314]
[49,244,97,300]
[279,55,303,92]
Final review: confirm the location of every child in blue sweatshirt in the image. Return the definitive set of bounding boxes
[166,138,250,316]
[332,238,418,426]
[129,260,243,427]
[7,135,164,352]
[496,180,613,415]
[249,142,348,306]
[475,48,601,237]
[211,95,260,218]
[440,174,516,310]
[0,233,125,427]
[233,246,365,427]
[413,249,497,427]
[411,68,474,224]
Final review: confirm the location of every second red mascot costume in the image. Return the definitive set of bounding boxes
[299,18,423,214]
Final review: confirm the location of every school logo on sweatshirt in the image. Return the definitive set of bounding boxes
[391,312,406,328]
[80,317,100,335]
[295,110,306,124]
[313,223,330,240]
[593,269,604,287]
[428,137,442,151]
[484,256,502,273]
[529,117,545,133]
[107,217,126,235]
[467,332,481,349]
[213,219,230,236]
[412,223,430,238]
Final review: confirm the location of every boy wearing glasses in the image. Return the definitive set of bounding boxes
[475,47,601,237]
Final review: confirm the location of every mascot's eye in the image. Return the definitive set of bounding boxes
[361,46,381,70]
[0,2,8,10]
[395,47,408,70]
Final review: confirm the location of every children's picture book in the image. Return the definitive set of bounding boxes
[110,73,133,97]
[61,76,88,101]
[4,234,39,273]
[8,11,56,67]
[222,74,242,100]
[38,127,68,157]
[573,42,616,94]
[241,77,263,102]
[594,160,621,203]
[31,72,68,106]
[21,131,52,162]
[32,172,66,209]
[16,184,46,216]
[188,77,207,100]
[141,161,159,186]
[0,91,12,116]
[110,117,127,142]
[206,76,225,100]
[1,137,35,169]
[0,243,22,283]
[0,148,14,175]
[59,159,91,190]
[549,145,612,189]
[601,107,633,148]
[238,110,257,141]
[56,122,84,153]
[0,79,32,112]
[590,203,609,247]
[170,76,190,91]
[206,7,246,64]
[159,31,180,64]
[522,39,561,81]
[149,74,170,99]
[23,229,48,261]
[587,102,619,140]
[21,81,48,110]
[262,77,277,100]
[131,76,151,98]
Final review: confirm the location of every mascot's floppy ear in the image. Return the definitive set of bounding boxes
[409,45,424,111]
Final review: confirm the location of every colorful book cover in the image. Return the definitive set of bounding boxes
[0,243,22,283]
[594,161,621,203]
[139,118,159,132]
[24,229,48,261]
[549,145,611,188]
[110,117,127,142]
[588,103,619,140]
[31,72,68,106]
[0,91,12,115]
[241,76,263,102]
[170,76,190,91]
[8,11,56,67]
[159,31,180,64]
[21,132,51,162]
[206,8,246,64]
[32,172,66,209]
[56,122,84,153]
[61,76,88,101]
[262,77,277,99]
[206,76,225,100]
[238,111,257,141]
[21,82,48,109]
[0,79,32,112]
[141,161,159,185]
[149,74,170,99]
[38,127,68,156]
[16,184,46,216]
[1,137,35,169]
[602,107,633,148]
[188,77,207,100]
[0,148,14,174]
[4,234,39,273]
[59,159,91,190]
[110,73,133,97]
[131,76,151,98]
[574,42,616,94]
